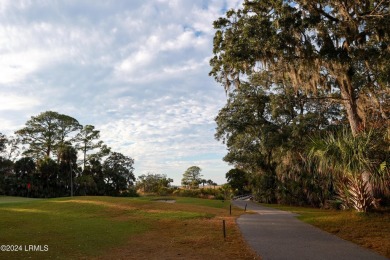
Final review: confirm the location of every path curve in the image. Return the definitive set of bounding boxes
[232,200,388,260]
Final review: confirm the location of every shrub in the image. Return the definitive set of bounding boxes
[118,188,139,197]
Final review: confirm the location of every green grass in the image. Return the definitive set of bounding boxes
[0,196,212,259]
[0,197,149,259]
[262,203,390,258]
[0,196,258,260]
[0,196,43,204]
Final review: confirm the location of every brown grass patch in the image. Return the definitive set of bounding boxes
[51,199,137,211]
[94,202,260,260]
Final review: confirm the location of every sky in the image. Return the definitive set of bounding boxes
[0,0,244,185]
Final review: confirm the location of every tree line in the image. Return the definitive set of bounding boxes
[0,111,136,198]
[211,0,389,212]
[135,168,220,198]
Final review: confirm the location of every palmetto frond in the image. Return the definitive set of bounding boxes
[307,128,383,211]
[336,175,374,212]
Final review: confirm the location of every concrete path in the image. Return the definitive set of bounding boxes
[232,200,388,260]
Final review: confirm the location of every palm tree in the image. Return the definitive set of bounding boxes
[307,128,388,212]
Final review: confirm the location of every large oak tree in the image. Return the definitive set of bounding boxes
[210,0,389,135]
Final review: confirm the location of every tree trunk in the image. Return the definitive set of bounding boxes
[338,77,376,210]
[339,78,363,136]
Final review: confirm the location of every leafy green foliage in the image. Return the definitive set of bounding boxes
[136,173,173,194]
[212,0,390,211]
[308,128,390,211]
[215,83,337,206]
[181,166,203,189]
[225,168,250,195]
[15,111,81,158]
[210,0,390,135]
[103,152,135,196]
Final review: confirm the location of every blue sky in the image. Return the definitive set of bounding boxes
[0,0,244,185]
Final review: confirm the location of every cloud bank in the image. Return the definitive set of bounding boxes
[0,0,244,185]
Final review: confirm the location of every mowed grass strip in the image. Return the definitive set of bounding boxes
[0,196,259,260]
[0,196,43,204]
[262,204,390,258]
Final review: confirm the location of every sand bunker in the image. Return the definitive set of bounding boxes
[155,199,176,203]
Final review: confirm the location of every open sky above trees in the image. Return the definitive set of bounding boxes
[0,0,244,185]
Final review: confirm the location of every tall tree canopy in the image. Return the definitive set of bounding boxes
[211,1,389,211]
[74,125,104,169]
[15,111,81,158]
[210,0,390,135]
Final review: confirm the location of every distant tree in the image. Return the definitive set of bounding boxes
[103,152,135,195]
[15,111,81,159]
[74,125,104,169]
[181,166,202,189]
[206,179,218,189]
[136,173,173,193]
[200,179,207,187]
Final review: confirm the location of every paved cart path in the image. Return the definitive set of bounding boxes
[232,201,388,260]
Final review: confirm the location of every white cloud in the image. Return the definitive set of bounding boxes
[98,93,229,184]
[0,94,40,110]
[0,0,245,185]
[117,49,154,74]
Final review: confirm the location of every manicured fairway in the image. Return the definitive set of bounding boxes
[0,196,258,259]
[0,196,42,204]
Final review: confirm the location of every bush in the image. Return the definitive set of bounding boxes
[118,188,139,197]
[173,188,225,200]
[157,187,175,196]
